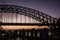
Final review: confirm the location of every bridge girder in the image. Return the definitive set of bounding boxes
[0,4,57,24]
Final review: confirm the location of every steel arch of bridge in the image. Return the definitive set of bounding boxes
[0,4,57,25]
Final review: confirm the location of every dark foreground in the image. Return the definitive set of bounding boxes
[0,36,60,40]
[0,28,60,40]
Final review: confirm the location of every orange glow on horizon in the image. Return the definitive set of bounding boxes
[1,25,49,30]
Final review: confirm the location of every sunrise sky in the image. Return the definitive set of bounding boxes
[0,0,59,30]
[0,0,60,18]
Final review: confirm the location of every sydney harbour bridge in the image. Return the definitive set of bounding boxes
[0,4,59,40]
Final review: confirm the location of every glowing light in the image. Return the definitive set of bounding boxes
[1,25,49,30]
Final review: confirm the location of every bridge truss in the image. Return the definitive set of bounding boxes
[0,4,57,25]
[0,4,59,40]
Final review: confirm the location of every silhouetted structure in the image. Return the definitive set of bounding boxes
[0,4,59,40]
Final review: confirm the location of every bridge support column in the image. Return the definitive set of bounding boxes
[35,30,37,37]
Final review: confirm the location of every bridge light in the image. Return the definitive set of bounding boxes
[48,32,52,36]
[12,31,14,32]
[17,31,19,35]
[2,34,5,36]
[37,32,40,37]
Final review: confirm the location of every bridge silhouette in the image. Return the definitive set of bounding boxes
[0,4,59,40]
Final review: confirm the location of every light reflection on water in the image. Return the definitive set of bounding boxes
[0,37,27,40]
[2,37,38,40]
[8,37,22,40]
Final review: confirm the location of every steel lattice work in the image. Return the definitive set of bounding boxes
[0,4,57,25]
[0,4,59,40]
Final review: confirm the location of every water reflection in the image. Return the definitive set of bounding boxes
[0,28,59,40]
[0,36,39,40]
[8,37,22,40]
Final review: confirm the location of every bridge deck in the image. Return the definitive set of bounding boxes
[0,23,57,26]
